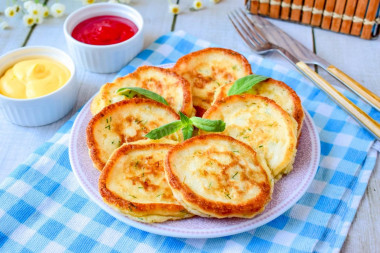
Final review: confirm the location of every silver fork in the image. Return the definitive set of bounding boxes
[228,9,380,140]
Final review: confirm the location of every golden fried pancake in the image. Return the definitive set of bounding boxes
[87,98,182,170]
[202,95,298,180]
[165,134,273,218]
[90,66,193,116]
[99,141,193,223]
[172,48,252,116]
[213,78,304,136]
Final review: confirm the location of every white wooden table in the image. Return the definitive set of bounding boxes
[0,0,379,251]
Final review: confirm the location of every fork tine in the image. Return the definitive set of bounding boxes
[234,9,267,46]
[228,11,261,49]
[237,9,271,45]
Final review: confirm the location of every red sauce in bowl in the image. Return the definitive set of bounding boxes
[71,15,138,45]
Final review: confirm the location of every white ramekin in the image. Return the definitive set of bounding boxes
[63,3,144,74]
[0,46,78,127]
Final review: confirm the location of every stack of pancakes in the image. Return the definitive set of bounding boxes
[86,48,304,223]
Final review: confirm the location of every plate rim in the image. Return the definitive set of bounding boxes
[69,69,320,239]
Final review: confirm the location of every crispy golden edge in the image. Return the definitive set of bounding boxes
[214,78,304,135]
[99,143,191,219]
[172,47,252,115]
[95,66,193,116]
[165,134,273,218]
[86,98,180,171]
[172,47,252,75]
[202,94,298,177]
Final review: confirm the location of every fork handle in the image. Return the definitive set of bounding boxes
[296,61,380,140]
[325,65,380,111]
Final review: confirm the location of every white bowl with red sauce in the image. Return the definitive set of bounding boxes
[63,3,144,73]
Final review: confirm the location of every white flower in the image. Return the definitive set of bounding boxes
[14,5,21,13]
[24,1,36,10]
[82,0,95,4]
[23,14,35,27]
[0,21,10,30]
[42,6,49,18]
[50,3,66,18]
[192,0,203,9]
[28,4,44,18]
[5,7,16,17]
[34,16,44,25]
[169,4,180,14]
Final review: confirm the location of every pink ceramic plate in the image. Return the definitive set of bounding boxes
[69,77,320,239]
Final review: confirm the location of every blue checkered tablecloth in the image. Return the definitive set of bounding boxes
[0,31,379,253]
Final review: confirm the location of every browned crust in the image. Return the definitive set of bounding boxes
[214,78,304,134]
[99,66,193,116]
[165,134,273,218]
[86,98,180,171]
[99,143,188,216]
[172,47,252,114]
[265,79,304,134]
[172,47,252,76]
[203,94,297,176]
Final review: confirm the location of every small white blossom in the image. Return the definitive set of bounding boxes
[5,7,16,17]
[28,4,44,18]
[169,4,180,14]
[23,14,35,27]
[24,1,36,10]
[50,3,66,18]
[14,5,21,13]
[0,21,10,30]
[82,0,95,4]
[34,16,44,25]
[192,0,203,10]
[42,6,49,18]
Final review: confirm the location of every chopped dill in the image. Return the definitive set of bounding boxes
[232,172,238,179]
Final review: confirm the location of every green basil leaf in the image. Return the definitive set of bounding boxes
[179,111,191,125]
[116,88,137,99]
[117,87,169,105]
[227,74,269,96]
[182,124,194,140]
[145,120,183,140]
[190,117,226,132]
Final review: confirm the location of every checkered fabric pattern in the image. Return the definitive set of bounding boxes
[0,31,379,253]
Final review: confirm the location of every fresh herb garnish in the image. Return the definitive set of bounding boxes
[117,87,169,105]
[145,121,183,140]
[145,112,225,141]
[227,74,269,96]
[190,117,225,132]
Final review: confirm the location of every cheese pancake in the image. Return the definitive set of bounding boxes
[202,95,298,180]
[165,134,273,218]
[87,98,182,171]
[172,48,252,116]
[90,66,193,116]
[99,141,193,223]
[213,78,304,136]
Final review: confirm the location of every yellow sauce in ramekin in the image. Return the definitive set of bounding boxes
[0,58,71,99]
